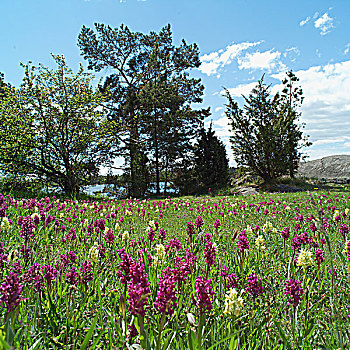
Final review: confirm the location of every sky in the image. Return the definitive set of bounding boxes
[1,0,350,166]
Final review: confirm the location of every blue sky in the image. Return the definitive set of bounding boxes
[1,0,350,165]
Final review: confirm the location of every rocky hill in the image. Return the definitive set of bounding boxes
[298,155,350,180]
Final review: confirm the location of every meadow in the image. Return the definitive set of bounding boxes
[0,189,349,349]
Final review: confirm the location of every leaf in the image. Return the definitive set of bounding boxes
[80,314,99,350]
[274,320,291,350]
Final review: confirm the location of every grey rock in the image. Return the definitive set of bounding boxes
[298,155,350,180]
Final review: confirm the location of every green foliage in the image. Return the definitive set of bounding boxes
[194,123,229,192]
[78,23,208,196]
[224,72,311,182]
[0,55,117,194]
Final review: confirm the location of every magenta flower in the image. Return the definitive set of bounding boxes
[154,268,177,316]
[23,264,45,292]
[0,272,22,313]
[80,261,93,285]
[281,226,290,240]
[246,274,263,300]
[65,267,79,286]
[195,216,204,230]
[42,265,57,286]
[19,216,35,241]
[213,219,220,229]
[204,240,217,269]
[192,276,214,312]
[127,260,151,317]
[284,279,303,308]
[186,221,195,237]
[237,231,249,252]
[315,249,325,266]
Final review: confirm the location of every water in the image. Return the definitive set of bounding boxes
[84,182,176,197]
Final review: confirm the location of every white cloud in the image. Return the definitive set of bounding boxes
[299,16,310,26]
[223,82,258,97]
[220,60,350,161]
[314,12,335,36]
[237,49,287,73]
[344,43,350,55]
[199,41,262,76]
[284,47,300,63]
[215,107,224,112]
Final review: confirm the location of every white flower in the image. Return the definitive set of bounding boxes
[122,231,129,241]
[0,217,11,231]
[89,243,99,263]
[154,243,166,266]
[263,222,273,234]
[255,235,265,251]
[223,288,244,316]
[297,249,313,268]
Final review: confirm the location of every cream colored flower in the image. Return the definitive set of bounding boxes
[255,235,265,251]
[333,210,340,221]
[89,243,99,263]
[223,288,244,316]
[345,208,350,216]
[154,243,166,266]
[122,231,129,241]
[297,249,313,268]
[263,222,273,234]
[0,217,11,231]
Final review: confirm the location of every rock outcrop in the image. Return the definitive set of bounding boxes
[298,155,350,180]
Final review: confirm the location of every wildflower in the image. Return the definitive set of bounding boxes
[42,265,57,286]
[65,267,79,286]
[263,222,273,234]
[148,220,157,231]
[333,210,340,221]
[127,261,151,317]
[204,240,217,268]
[159,228,166,242]
[195,215,204,230]
[31,213,40,225]
[192,276,215,312]
[122,231,129,241]
[80,261,93,285]
[116,250,133,284]
[297,249,314,268]
[223,288,244,316]
[315,249,325,266]
[23,264,45,292]
[237,231,249,252]
[19,216,35,241]
[246,274,263,300]
[214,219,221,229]
[345,208,350,216]
[255,235,265,251]
[89,243,99,263]
[284,279,303,308]
[246,226,253,236]
[154,268,177,315]
[345,241,350,261]
[281,227,290,240]
[0,217,12,231]
[154,244,166,266]
[0,272,22,313]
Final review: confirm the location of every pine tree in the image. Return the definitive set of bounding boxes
[194,123,229,192]
[224,72,310,182]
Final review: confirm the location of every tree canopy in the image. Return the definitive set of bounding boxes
[78,23,209,196]
[0,54,116,194]
[224,72,310,182]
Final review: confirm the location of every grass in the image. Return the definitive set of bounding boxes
[0,188,349,349]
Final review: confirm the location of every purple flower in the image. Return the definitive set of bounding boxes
[116,250,133,285]
[154,268,177,316]
[23,264,45,292]
[195,216,204,230]
[246,274,263,300]
[284,279,303,308]
[281,227,290,240]
[315,249,325,266]
[159,228,166,242]
[0,272,22,313]
[192,276,214,312]
[213,219,221,229]
[186,221,195,237]
[340,224,349,240]
[105,229,115,244]
[237,231,249,252]
[127,260,151,317]
[19,216,35,241]
[204,240,217,268]
[42,265,57,285]
[65,267,79,286]
[80,261,93,285]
